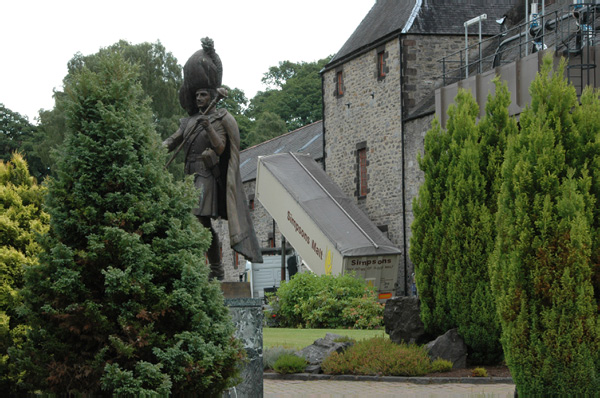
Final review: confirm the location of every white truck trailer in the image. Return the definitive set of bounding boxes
[255,153,402,301]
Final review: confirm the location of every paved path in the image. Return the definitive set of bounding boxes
[264,379,515,397]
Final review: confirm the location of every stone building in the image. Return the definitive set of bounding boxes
[220,0,578,297]
[320,0,519,295]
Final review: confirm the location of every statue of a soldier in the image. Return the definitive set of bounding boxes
[163,38,263,280]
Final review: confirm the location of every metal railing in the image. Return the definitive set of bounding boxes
[438,2,600,91]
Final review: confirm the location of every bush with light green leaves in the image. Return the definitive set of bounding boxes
[0,153,49,393]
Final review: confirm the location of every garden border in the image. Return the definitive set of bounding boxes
[263,373,513,384]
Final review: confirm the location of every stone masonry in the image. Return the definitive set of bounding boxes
[401,35,474,114]
[323,33,476,295]
[323,37,406,294]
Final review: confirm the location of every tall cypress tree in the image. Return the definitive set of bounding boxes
[411,116,454,337]
[443,88,503,364]
[14,53,243,395]
[413,81,516,363]
[490,56,600,395]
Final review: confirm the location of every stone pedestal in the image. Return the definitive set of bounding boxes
[224,298,263,398]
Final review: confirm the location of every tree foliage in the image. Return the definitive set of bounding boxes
[247,57,331,132]
[244,111,287,149]
[490,56,600,395]
[411,79,517,364]
[0,105,45,179]
[219,86,254,150]
[35,40,185,178]
[0,153,49,393]
[410,116,454,337]
[13,53,243,395]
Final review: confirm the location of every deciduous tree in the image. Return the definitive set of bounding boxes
[247,57,330,132]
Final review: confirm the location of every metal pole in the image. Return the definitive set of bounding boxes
[464,14,487,78]
[525,0,529,56]
[542,0,545,48]
[479,19,483,73]
[465,24,469,78]
[280,235,287,281]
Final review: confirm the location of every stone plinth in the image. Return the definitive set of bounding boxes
[224,298,263,398]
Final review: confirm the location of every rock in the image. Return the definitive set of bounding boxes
[296,333,354,373]
[383,296,427,344]
[426,328,468,369]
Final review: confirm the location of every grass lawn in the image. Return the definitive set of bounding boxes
[263,327,388,350]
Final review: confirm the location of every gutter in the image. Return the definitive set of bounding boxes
[321,71,327,172]
[399,34,409,297]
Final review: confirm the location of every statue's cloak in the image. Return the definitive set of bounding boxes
[217,111,263,263]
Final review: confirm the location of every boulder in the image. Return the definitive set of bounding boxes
[426,328,468,369]
[296,333,354,373]
[383,296,427,344]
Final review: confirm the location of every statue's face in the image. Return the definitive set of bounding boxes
[196,89,211,109]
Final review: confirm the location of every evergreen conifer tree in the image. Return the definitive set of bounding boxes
[0,153,49,392]
[411,113,454,336]
[442,90,501,364]
[412,81,516,363]
[14,53,243,395]
[490,56,600,395]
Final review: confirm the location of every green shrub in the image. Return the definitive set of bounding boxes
[341,295,384,330]
[12,53,244,396]
[268,272,382,329]
[430,358,453,373]
[0,153,49,394]
[264,346,297,370]
[471,367,488,377]
[321,337,432,376]
[273,354,307,374]
[333,336,356,344]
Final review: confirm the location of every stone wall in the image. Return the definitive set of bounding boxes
[402,113,433,288]
[401,34,472,114]
[323,37,406,294]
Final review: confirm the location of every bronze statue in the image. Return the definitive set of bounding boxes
[164,38,263,280]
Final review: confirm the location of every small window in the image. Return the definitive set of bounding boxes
[336,71,344,96]
[378,51,386,78]
[248,193,255,210]
[358,148,368,197]
[355,141,369,198]
[234,252,239,269]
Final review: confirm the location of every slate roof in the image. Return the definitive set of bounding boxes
[240,121,323,183]
[409,0,520,35]
[326,0,416,67]
[325,0,520,70]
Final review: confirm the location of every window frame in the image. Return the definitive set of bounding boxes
[355,141,369,199]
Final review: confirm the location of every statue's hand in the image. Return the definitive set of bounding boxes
[197,115,211,129]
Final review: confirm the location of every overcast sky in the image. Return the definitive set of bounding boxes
[1,1,374,123]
